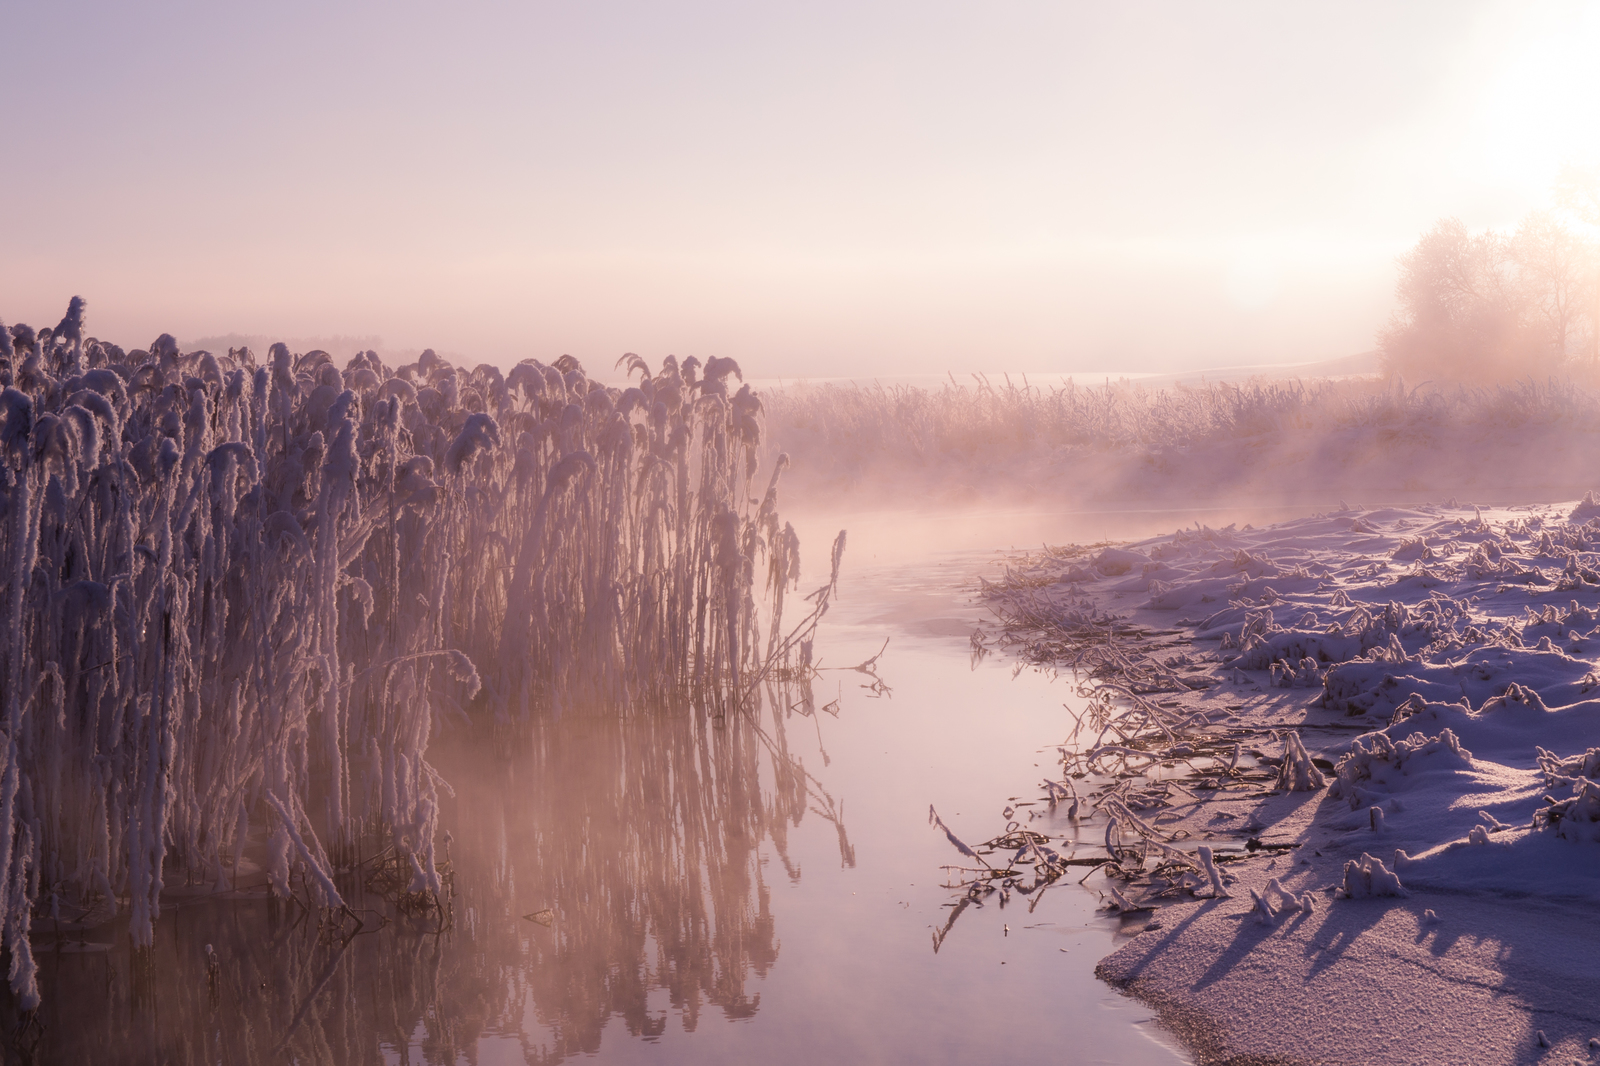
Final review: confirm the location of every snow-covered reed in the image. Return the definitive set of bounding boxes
[0,300,812,1009]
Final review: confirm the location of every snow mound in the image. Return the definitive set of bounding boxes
[1329,728,1474,808]
[1536,778,1600,843]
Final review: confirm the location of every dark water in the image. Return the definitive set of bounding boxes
[23,509,1207,1066]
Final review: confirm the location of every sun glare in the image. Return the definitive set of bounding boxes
[1464,6,1600,197]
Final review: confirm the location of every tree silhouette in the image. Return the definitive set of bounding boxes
[1380,210,1598,382]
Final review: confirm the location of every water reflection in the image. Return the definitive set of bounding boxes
[22,686,843,1065]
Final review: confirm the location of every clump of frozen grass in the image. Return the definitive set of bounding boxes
[1275,731,1328,792]
[1536,746,1600,782]
[1329,730,1474,809]
[1249,877,1313,926]
[0,301,817,1009]
[1339,853,1407,898]
[1535,778,1600,842]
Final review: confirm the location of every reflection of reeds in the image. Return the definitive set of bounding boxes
[470,711,785,1049]
[0,304,820,1008]
[25,680,838,1064]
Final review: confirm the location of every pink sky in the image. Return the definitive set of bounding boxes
[3,1,1597,376]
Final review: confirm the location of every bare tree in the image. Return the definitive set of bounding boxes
[1512,210,1597,365]
[1555,164,1600,366]
[1380,212,1599,382]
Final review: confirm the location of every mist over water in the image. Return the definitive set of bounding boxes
[763,375,1600,516]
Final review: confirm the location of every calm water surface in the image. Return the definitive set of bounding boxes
[26,508,1234,1066]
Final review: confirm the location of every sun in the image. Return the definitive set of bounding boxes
[1462,6,1600,198]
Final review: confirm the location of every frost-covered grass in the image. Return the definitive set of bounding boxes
[764,374,1600,504]
[0,300,817,1009]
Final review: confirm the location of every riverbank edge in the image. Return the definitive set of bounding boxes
[968,503,1600,1066]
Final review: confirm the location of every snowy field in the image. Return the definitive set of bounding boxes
[977,498,1600,1065]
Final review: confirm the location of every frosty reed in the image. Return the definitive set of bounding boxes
[0,299,813,1009]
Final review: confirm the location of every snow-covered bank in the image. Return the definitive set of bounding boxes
[980,499,1600,1065]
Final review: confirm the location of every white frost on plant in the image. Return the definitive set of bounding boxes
[1249,877,1312,926]
[928,805,984,864]
[1196,844,1229,898]
[0,303,815,1010]
[1330,729,1473,808]
[1275,730,1328,792]
[1340,852,1407,898]
[1535,778,1600,843]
